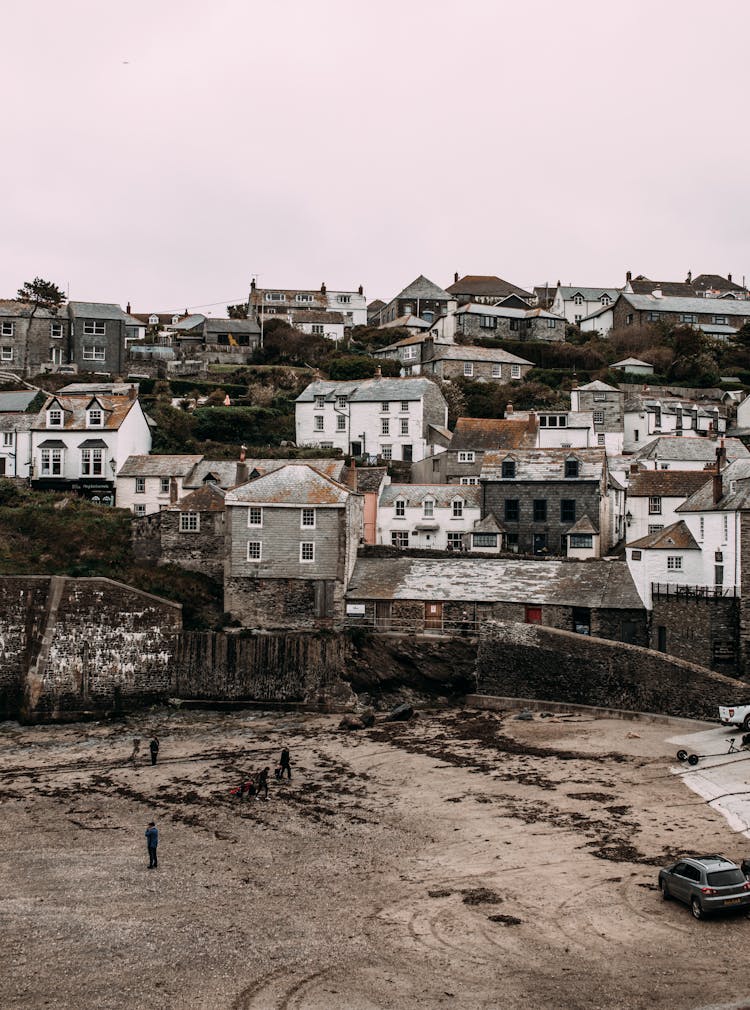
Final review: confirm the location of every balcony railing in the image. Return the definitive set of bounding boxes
[651,582,738,600]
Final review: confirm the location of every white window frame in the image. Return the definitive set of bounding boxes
[0,346,13,361]
[391,531,409,548]
[135,477,146,493]
[460,477,478,485]
[492,364,502,378]
[314,415,324,431]
[82,345,106,361]
[381,401,390,412]
[47,408,63,427]
[2,432,13,447]
[666,555,682,570]
[83,320,106,335]
[336,414,346,432]
[400,401,409,412]
[381,418,390,436]
[311,324,325,336]
[381,445,392,460]
[40,448,63,476]
[180,513,200,537]
[134,504,146,517]
[247,507,263,527]
[314,395,325,409]
[336,395,347,409]
[597,433,605,446]
[80,447,104,476]
[458,451,475,463]
[300,541,315,562]
[463,362,474,377]
[247,540,262,560]
[50,321,63,338]
[510,364,521,379]
[87,409,103,427]
[394,499,406,518]
[447,532,464,550]
[400,418,409,436]
[159,477,170,495]
[648,496,662,515]
[1,321,14,337]
[295,293,314,303]
[593,410,605,424]
[452,499,463,518]
[301,507,316,529]
[423,499,434,518]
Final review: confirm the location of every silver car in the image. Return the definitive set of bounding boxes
[658,855,750,919]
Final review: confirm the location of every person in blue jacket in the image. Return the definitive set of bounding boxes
[145,821,158,868]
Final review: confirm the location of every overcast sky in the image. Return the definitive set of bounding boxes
[2,0,749,313]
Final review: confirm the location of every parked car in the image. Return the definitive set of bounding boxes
[658,855,750,919]
[719,703,750,730]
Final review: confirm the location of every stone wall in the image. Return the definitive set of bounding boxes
[224,576,344,630]
[482,479,603,556]
[476,620,748,720]
[131,512,162,563]
[0,575,181,720]
[159,509,226,580]
[651,594,740,677]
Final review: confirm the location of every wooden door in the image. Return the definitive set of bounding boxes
[424,601,443,632]
[375,601,391,631]
[524,606,542,625]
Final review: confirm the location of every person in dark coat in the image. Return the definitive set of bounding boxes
[279,747,292,780]
[149,737,160,766]
[145,822,158,868]
[257,767,270,799]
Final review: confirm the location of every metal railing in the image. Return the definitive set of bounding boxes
[342,616,480,636]
[651,582,738,600]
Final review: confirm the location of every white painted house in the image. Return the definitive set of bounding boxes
[377,483,482,551]
[624,469,714,544]
[624,395,726,452]
[295,376,449,463]
[30,392,152,504]
[552,286,620,325]
[116,454,204,516]
[630,436,749,471]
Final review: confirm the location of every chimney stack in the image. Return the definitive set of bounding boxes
[321,282,327,295]
[713,472,724,505]
[126,301,131,314]
[626,270,632,283]
[454,272,459,283]
[728,273,733,284]
[169,477,178,504]
[250,278,256,292]
[128,384,136,401]
[686,269,692,284]
[716,438,727,472]
[506,402,514,416]
[358,284,363,295]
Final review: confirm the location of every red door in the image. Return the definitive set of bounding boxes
[525,606,542,625]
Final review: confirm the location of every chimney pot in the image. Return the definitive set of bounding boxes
[626,270,632,283]
[713,472,723,504]
[728,273,733,284]
[126,301,131,314]
[374,365,382,379]
[358,284,363,295]
[454,272,459,283]
[128,384,136,401]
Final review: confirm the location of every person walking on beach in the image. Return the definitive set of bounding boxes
[149,737,160,766]
[279,747,292,780]
[145,822,158,869]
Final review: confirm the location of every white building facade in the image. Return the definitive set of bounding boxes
[377,484,481,550]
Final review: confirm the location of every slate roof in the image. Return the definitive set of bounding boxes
[0,299,61,319]
[372,332,433,353]
[168,483,226,512]
[346,557,643,609]
[355,467,388,493]
[0,390,38,412]
[33,394,140,431]
[68,301,129,321]
[455,303,562,322]
[628,520,700,550]
[428,345,533,366]
[574,380,621,392]
[118,454,204,478]
[556,286,620,301]
[633,437,749,463]
[692,274,746,294]
[627,470,712,498]
[628,278,695,297]
[394,275,451,301]
[566,515,599,535]
[677,460,750,513]
[289,310,345,325]
[445,275,532,300]
[0,413,34,432]
[611,357,654,369]
[622,293,750,317]
[169,314,207,332]
[204,317,260,336]
[183,457,346,489]
[472,513,506,533]
[296,377,437,403]
[379,484,481,508]
[225,463,356,506]
[481,448,607,482]
[450,417,538,452]
[59,382,138,395]
[380,314,433,330]
[697,323,740,335]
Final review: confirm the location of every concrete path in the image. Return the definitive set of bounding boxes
[668,725,750,838]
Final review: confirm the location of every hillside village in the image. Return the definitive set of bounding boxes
[4,270,750,690]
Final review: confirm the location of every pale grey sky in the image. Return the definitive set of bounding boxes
[2,0,749,312]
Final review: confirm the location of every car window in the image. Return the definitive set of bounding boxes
[672,862,688,876]
[707,869,745,887]
[683,865,701,881]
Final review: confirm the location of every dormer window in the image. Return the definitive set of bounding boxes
[48,408,63,427]
[395,498,406,517]
[501,459,516,479]
[336,395,347,409]
[600,294,610,305]
[564,459,579,478]
[149,314,159,325]
[423,499,435,518]
[314,395,325,409]
[573,294,583,305]
[452,499,463,518]
[87,408,103,427]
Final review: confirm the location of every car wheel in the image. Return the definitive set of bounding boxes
[688,754,700,766]
[677,750,688,762]
[743,714,750,732]
[691,897,704,920]
[660,880,670,900]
